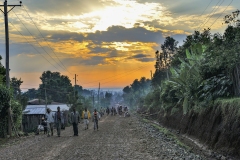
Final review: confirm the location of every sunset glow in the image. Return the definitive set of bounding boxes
[0,0,239,91]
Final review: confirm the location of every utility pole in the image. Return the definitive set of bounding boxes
[75,74,77,85]
[150,70,153,79]
[44,81,47,114]
[73,74,77,97]
[98,83,100,109]
[0,0,22,136]
[92,91,94,109]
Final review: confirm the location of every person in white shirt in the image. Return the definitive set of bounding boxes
[45,108,55,137]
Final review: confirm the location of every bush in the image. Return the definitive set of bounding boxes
[0,84,11,138]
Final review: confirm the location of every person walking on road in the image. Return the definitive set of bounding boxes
[45,108,55,137]
[82,107,91,130]
[106,107,110,116]
[54,106,63,137]
[71,107,80,136]
[92,109,100,131]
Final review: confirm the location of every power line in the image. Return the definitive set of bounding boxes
[208,0,234,29]
[9,21,61,71]
[21,5,73,75]
[85,64,152,88]
[199,0,213,18]
[198,0,223,30]
[201,0,225,30]
[80,63,151,85]
[21,65,150,86]
[20,63,153,89]
[12,10,65,72]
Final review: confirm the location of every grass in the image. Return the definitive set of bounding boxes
[142,118,190,150]
[215,98,240,116]
[215,97,240,108]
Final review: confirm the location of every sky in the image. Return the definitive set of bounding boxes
[0,0,239,91]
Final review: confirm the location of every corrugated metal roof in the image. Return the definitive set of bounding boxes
[23,104,70,115]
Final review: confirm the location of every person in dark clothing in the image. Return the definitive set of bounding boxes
[92,109,100,131]
[71,107,80,136]
[54,106,63,137]
[106,107,110,116]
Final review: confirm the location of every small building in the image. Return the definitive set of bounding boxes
[22,103,70,132]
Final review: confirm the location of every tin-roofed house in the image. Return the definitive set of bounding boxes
[22,99,70,132]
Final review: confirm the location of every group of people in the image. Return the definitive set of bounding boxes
[39,106,101,137]
[70,107,100,136]
[39,106,63,137]
[39,105,129,137]
[105,105,129,117]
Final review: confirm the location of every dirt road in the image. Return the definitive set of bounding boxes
[0,114,206,160]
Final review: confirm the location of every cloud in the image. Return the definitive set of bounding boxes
[80,56,105,66]
[22,0,107,16]
[128,53,155,62]
[18,0,168,34]
[87,25,165,43]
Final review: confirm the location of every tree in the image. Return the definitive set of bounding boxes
[171,29,211,67]
[10,77,23,100]
[0,56,6,84]
[160,36,178,79]
[123,86,131,94]
[74,85,83,96]
[0,56,24,137]
[38,71,74,103]
[105,92,112,106]
[224,10,240,27]
[122,77,151,109]
[0,84,11,137]
[163,43,204,114]
[24,88,38,100]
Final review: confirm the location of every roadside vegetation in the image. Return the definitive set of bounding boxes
[122,10,240,157]
[0,63,115,137]
[123,10,240,116]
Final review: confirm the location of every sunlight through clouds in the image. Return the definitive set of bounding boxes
[27,0,168,33]
[83,0,166,32]
[1,0,238,89]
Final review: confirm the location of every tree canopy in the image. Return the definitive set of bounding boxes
[38,71,74,103]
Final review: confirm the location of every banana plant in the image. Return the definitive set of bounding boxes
[161,43,205,115]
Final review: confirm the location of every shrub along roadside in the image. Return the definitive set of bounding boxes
[0,84,22,138]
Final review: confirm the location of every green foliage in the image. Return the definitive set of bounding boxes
[160,43,204,114]
[224,10,240,27]
[151,70,167,87]
[122,77,151,109]
[11,100,22,131]
[135,12,240,119]
[10,77,23,99]
[0,55,6,84]
[0,84,12,137]
[0,84,11,118]
[197,74,233,102]
[0,84,11,138]
[23,88,38,100]
[39,71,74,103]
[100,92,112,108]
